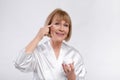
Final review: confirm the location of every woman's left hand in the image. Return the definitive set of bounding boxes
[62,63,76,80]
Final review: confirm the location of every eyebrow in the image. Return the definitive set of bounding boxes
[54,20,69,23]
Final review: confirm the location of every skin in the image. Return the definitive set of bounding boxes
[25,19,76,80]
[50,20,69,58]
[62,63,76,80]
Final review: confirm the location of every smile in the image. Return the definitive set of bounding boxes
[56,32,65,36]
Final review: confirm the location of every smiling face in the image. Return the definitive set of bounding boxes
[50,18,69,42]
[44,8,72,41]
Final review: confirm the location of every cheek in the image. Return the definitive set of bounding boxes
[50,27,55,34]
[66,28,69,34]
[51,26,59,32]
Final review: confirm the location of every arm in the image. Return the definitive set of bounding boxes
[62,50,86,80]
[75,53,86,80]
[25,25,51,53]
[14,49,37,72]
[62,63,76,80]
[62,62,86,80]
[14,25,52,72]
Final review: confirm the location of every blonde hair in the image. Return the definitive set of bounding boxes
[44,8,72,41]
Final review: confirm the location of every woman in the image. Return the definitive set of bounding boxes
[15,8,86,80]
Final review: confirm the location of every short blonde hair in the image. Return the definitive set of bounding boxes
[44,8,72,41]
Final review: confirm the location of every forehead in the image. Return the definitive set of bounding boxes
[52,14,70,23]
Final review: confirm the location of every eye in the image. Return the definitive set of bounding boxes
[54,22,60,25]
[64,24,69,27]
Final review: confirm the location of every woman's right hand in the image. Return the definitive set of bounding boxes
[36,25,52,40]
[25,25,52,53]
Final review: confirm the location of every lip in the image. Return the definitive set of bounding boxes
[56,32,65,36]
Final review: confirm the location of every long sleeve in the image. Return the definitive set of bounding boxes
[74,51,87,80]
[14,48,37,72]
[76,64,86,80]
[14,40,87,80]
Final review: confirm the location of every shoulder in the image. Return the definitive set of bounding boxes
[63,42,84,63]
[63,41,82,57]
[71,46,82,59]
[63,41,78,51]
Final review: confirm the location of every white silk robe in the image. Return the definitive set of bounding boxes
[14,39,86,80]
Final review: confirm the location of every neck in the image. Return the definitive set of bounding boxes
[50,40,62,49]
[50,39,62,59]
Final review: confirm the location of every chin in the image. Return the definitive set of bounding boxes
[51,35,66,42]
[56,39,63,42]
[57,38,66,42]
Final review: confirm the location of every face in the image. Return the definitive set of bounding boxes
[50,19,69,42]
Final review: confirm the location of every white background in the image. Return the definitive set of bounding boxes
[0,0,120,80]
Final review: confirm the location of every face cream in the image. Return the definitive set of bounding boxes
[63,58,73,66]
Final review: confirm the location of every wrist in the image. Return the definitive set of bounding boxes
[67,74,76,80]
[68,78,76,80]
[35,33,43,41]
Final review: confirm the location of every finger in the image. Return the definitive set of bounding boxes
[67,64,72,72]
[44,33,49,36]
[62,64,69,73]
[64,64,72,73]
[45,24,53,28]
[62,64,67,73]
[69,63,74,72]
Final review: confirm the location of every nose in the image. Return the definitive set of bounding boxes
[59,24,64,31]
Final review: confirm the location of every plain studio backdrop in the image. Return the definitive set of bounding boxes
[0,0,120,80]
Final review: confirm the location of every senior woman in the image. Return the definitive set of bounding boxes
[14,8,86,80]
